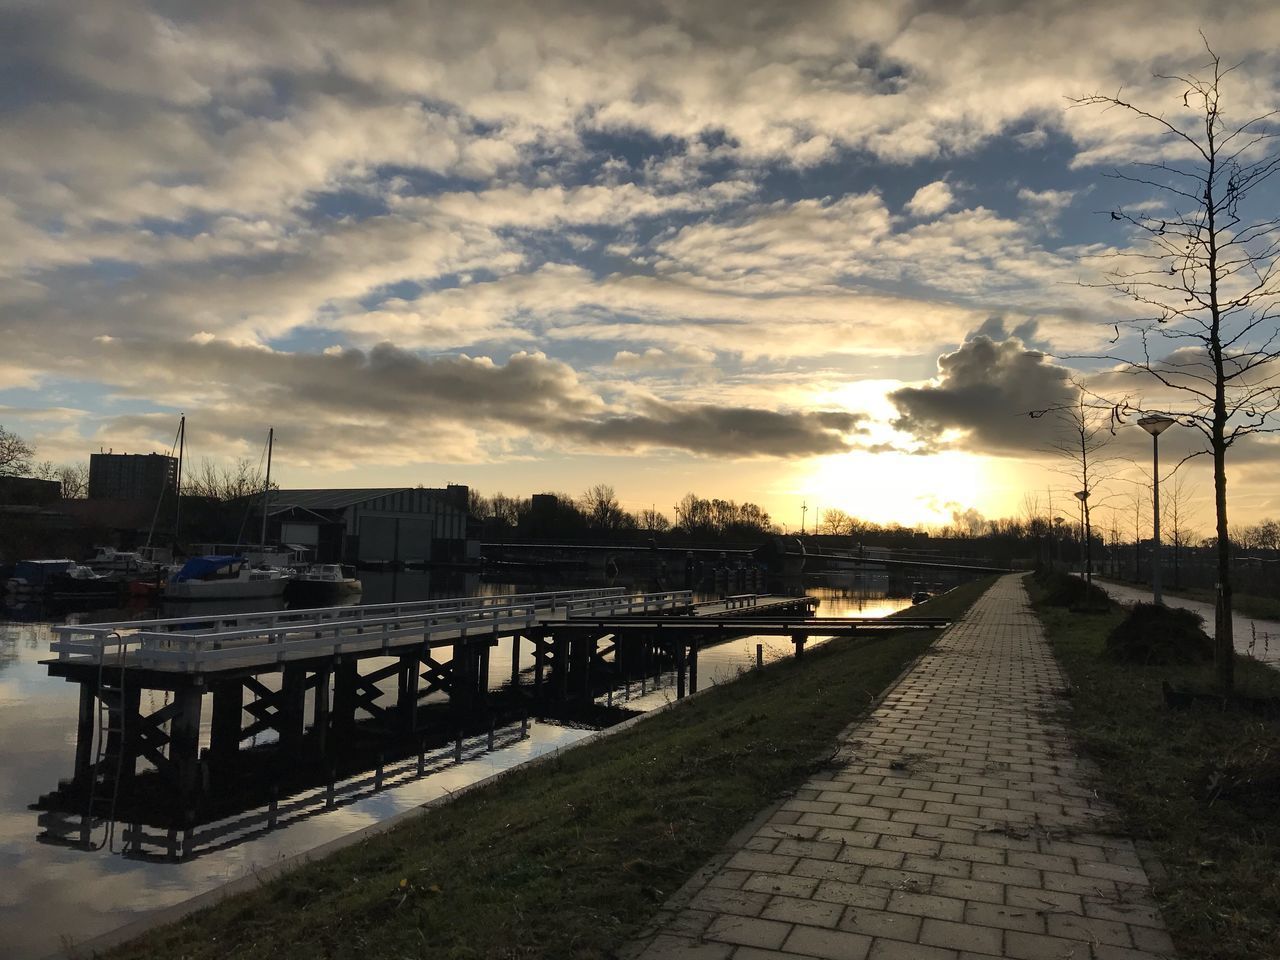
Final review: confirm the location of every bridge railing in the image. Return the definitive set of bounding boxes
[563,590,692,618]
[50,587,628,667]
[49,589,688,671]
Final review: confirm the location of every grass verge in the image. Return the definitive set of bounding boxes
[98,576,995,960]
[1029,577,1280,960]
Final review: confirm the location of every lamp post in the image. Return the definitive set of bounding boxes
[1138,415,1176,605]
[1074,490,1090,583]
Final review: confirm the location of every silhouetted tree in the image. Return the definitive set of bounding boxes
[1076,42,1280,692]
[0,425,35,476]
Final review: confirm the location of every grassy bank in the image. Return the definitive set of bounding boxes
[98,577,996,960]
[1029,578,1280,960]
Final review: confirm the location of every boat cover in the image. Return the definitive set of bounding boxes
[171,555,242,583]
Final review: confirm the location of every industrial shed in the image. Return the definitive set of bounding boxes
[263,486,475,566]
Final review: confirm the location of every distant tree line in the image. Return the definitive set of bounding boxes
[468,486,776,544]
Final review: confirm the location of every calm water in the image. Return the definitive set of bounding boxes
[0,576,909,958]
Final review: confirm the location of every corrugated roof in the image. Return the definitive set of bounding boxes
[267,488,412,512]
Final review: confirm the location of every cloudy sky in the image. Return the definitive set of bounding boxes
[3,0,1279,530]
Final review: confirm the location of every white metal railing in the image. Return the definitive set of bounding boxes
[49,588,692,673]
[562,590,692,618]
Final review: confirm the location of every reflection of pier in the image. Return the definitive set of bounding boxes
[43,587,947,861]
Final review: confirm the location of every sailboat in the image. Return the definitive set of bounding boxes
[164,427,290,601]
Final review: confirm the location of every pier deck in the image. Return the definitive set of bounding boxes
[38,588,935,819]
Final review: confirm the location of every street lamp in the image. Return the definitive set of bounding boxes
[1074,490,1090,583]
[1138,415,1176,604]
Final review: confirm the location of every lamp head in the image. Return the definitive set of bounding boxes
[1138,414,1175,437]
[1074,490,1089,502]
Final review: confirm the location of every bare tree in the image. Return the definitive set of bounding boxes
[820,508,854,536]
[580,483,628,532]
[58,462,90,499]
[184,457,271,501]
[1044,394,1119,583]
[1163,468,1199,587]
[0,425,35,476]
[1075,43,1280,692]
[638,507,671,533]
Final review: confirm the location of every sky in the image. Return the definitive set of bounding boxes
[2,0,1279,533]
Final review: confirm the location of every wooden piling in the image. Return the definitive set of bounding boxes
[169,684,204,794]
[210,680,243,762]
[73,681,97,780]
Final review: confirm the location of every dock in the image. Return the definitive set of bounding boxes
[37,587,948,861]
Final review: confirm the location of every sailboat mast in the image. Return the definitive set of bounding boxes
[174,414,185,550]
[260,426,273,550]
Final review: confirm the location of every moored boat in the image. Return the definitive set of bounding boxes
[165,556,290,601]
[285,563,362,606]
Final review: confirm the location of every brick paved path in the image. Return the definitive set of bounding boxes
[629,574,1176,960]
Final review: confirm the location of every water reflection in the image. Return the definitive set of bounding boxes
[0,574,918,958]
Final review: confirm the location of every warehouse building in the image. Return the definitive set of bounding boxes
[262,486,476,566]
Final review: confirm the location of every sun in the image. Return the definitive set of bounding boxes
[792,449,992,528]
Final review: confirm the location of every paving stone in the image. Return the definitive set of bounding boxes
[634,933,734,959]
[1004,929,1094,959]
[919,916,1003,955]
[702,914,793,950]
[688,887,770,917]
[725,851,797,874]
[1045,913,1133,947]
[971,862,1041,887]
[782,925,873,960]
[837,905,922,941]
[807,881,891,916]
[742,872,818,899]
[790,857,863,883]
[706,869,750,890]
[868,938,959,960]
[773,838,843,861]
[1005,885,1083,915]
[877,834,942,856]
[814,826,882,848]
[761,894,844,928]
[931,875,1004,905]
[963,901,1046,934]
[885,889,966,921]
[835,845,905,869]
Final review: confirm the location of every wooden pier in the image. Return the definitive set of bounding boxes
[38,587,948,860]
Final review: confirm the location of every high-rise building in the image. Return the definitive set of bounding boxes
[88,452,178,501]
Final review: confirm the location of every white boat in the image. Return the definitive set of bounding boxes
[165,556,290,601]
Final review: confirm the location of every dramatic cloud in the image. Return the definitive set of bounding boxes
[80,337,866,462]
[889,335,1077,454]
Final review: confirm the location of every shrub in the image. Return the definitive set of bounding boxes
[1105,602,1213,665]
[1033,567,1111,610]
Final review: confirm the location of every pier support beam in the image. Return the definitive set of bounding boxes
[170,685,203,793]
[280,666,307,754]
[397,652,419,731]
[312,667,331,755]
[209,680,243,763]
[74,681,98,780]
[332,658,358,734]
